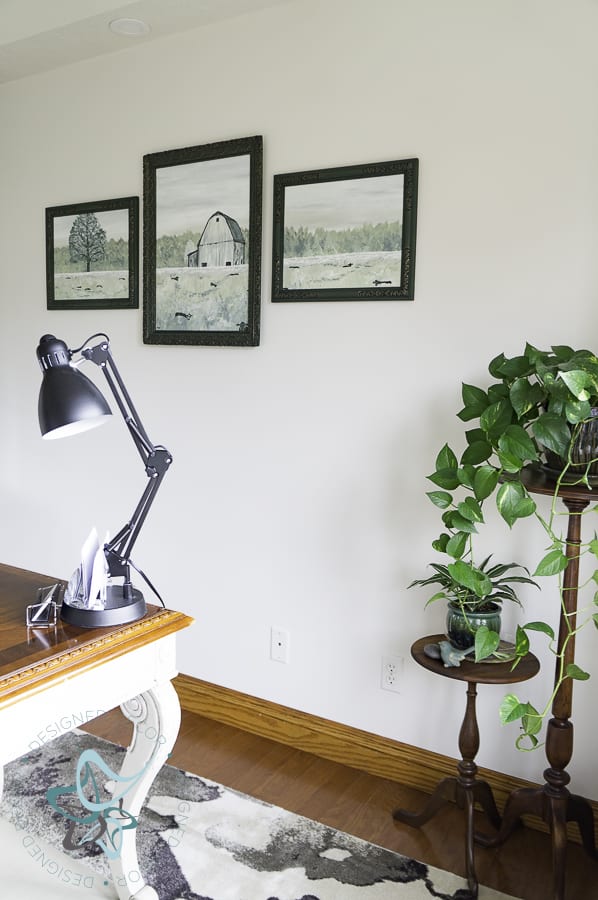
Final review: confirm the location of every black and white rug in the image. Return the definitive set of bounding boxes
[0,731,518,900]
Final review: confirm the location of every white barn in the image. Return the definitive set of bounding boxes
[187,211,245,268]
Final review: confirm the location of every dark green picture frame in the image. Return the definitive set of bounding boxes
[272,157,418,302]
[46,196,139,311]
[143,135,263,347]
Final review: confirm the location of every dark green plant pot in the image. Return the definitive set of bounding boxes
[446,600,501,651]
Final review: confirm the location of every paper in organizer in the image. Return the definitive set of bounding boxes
[65,528,109,610]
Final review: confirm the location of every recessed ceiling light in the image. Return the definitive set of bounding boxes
[109,18,151,37]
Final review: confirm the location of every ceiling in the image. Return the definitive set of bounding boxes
[0,0,289,84]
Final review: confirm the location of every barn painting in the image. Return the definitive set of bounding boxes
[143,135,262,346]
[187,211,245,268]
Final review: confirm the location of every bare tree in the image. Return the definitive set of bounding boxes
[69,213,107,272]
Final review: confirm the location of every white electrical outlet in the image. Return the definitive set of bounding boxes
[270,626,290,663]
[381,655,403,692]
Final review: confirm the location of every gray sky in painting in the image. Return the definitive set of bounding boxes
[54,209,129,246]
[284,174,404,230]
[157,155,250,237]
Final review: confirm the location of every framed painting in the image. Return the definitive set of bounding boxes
[46,197,139,310]
[272,157,418,302]
[143,135,263,346]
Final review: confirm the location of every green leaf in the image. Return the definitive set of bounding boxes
[473,465,500,501]
[532,412,572,457]
[424,591,448,606]
[457,384,488,421]
[428,468,460,490]
[432,533,450,553]
[565,663,590,681]
[488,383,510,402]
[498,425,538,463]
[496,481,536,527]
[523,621,555,640]
[426,491,453,509]
[509,378,545,418]
[447,560,492,597]
[435,443,458,470]
[559,369,591,401]
[551,345,575,362]
[497,448,526,474]
[465,428,486,445]
[593,613,598,630]
[501,696,543,736]
[445,531,468,559]
[461,441,492,465]
[488,352,507,378]
[475,625,500,661]
[457,465,476,489]
[521,703,543,736]
[499,693,523,724]
[533,549,568,577]
[564,398,591,424]
[480,399,513,440]
[448,513,478,534]
[457,497,484,523]
[515,625,530,656]
[496,355,533,378]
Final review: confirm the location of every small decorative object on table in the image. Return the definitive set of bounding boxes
[26,583,62,627]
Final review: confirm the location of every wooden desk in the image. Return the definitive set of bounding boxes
[0,563,193,900]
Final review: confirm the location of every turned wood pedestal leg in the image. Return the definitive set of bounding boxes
[394,681,501,899]
[393,636,539,900]
[476,496,598,900]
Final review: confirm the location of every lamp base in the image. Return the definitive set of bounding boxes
[60,585,146,628]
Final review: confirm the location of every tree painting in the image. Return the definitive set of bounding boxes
[68,213,107,272]
[46,197,138,309]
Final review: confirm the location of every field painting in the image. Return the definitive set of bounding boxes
[272,159,418,302]
[143,135,263,347]
[46,197,139,311]
[154,156,250,333]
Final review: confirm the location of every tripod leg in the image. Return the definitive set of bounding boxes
[476,786,543,847]
[567,794,598,860]
[472,780,502,830]
[393,777,458,828]
[549,795,569,900]
[463,785,479,898]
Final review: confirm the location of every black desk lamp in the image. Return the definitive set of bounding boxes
[36,333,172,627]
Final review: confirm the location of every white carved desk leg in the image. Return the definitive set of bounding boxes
[108,680,181,900]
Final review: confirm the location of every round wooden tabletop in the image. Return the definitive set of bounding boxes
[518,465,596,504]
[411,634,540,685]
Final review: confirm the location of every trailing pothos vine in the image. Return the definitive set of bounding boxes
[420,343,598,749]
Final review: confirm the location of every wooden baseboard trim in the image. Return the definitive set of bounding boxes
[174,674,597,845]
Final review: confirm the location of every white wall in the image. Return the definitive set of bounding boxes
[1,0,598,799]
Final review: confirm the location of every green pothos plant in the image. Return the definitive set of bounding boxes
[421,343,598,749]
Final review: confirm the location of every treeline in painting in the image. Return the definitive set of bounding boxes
[284,221,402,258]
[54,238,129,273]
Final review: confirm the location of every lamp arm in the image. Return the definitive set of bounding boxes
[80,339,173,585]
[82,340,155,465]
[104,451,170,576]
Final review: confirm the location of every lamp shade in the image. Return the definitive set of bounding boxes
[37,334,112,439]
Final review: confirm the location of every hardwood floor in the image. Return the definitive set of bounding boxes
[83,708,596,900]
